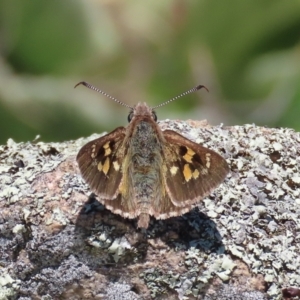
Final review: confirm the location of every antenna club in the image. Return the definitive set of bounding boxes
[196,85,209,93]
[74,81,88,89]
[74,81,133,109]
[151,83,208,109]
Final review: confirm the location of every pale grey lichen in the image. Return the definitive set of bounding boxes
[0,269,19,300]
[106,282,140,300]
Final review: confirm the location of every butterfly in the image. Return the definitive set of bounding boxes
[75,82,229,228]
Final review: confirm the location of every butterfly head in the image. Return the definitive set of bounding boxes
[128,102,157,123]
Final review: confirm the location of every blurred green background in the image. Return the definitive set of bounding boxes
[0,0,300,144]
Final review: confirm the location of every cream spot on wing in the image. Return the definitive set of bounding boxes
[192,169,200,179]
[97,161,103,171]
[91,144,96,158]
[206,153,211,168]
[170,165,179,175]
[183,164,192,182]
[113,161,120,171]
[201,168,208,175]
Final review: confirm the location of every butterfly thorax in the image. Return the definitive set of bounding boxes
[130,121,162,169]
[127,102,163,172]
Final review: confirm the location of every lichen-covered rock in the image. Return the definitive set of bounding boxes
[1,121,299,299]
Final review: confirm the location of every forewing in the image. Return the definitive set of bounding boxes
[162,129,229,206]
[76,127,126,199]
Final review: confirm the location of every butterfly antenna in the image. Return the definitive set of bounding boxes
[75,81,133,109]
[152,84,209,109]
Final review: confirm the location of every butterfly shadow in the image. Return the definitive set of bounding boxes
[73,193,225,265]
[153,209,225,254]
[71,193,226,298]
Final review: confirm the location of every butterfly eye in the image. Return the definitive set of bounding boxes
[152,111,157,122]
[128,111,134,123]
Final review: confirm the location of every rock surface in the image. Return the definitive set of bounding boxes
[1,119,299,299]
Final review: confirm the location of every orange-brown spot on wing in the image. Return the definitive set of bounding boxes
[183,164,192,181]
[102,157,110,175]
[103,142,112,156]
[183,147,195,163]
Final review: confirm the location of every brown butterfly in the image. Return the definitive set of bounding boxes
[75,82,229,228]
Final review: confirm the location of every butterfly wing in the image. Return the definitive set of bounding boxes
[162,129,229,207]
[150,190,192,220]
[76,127,126,199]
[99,193,139,219]
[77,125,229,227]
